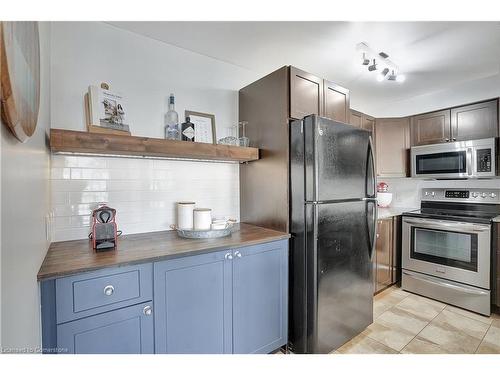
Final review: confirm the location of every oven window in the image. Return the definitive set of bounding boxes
[415,151,466,175]
[410,227,478,271]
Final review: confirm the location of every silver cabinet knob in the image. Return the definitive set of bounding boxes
[452,138,456,141]
[445,138,450,142]
[234,251,242,258]
[225,252,233,260]
[103,285,114,296]
[376,233,380,239]
[143,305,152,316]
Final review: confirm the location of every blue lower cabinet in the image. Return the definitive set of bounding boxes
[154,250,233,354]
[153,240,288,354]
[57,302,154,354]
[232,240,288,353]
[42,240,289,354]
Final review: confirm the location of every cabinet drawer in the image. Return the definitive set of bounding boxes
[56,263,152,324]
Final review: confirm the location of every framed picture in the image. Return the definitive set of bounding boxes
[185,110,216,144]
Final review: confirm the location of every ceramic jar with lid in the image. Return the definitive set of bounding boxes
[193,208,212,230]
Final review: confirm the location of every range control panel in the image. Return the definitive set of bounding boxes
[444,190,469,199]
[422,188,500,203]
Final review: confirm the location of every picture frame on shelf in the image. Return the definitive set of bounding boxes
[86,84,131,136]
[185,110,216,144]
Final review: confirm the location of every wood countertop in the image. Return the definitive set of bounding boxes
[37,223,290,281]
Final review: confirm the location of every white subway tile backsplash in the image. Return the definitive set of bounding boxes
[69,191,110,204]
[70,168,111,180]
[51,168,71,179]
[51,154,240,241]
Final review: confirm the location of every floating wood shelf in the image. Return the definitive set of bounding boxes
[50,129,260,163]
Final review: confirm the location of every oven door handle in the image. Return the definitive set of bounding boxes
[403,218,490,233]
[402,271,489,296]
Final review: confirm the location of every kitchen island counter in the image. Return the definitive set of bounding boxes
[37,223,290,280]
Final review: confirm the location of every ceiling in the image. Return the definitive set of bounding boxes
[108,22,500,112]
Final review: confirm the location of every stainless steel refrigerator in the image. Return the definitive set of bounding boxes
[289,115,377,354]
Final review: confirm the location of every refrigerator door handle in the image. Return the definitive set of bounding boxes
[366,135,377,199]
[368,200,377,260]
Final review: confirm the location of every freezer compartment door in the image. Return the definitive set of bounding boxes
[306,200,374,353]
[304,115,374,202]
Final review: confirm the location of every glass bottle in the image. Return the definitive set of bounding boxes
[181,116,195,142]
[164,94,179,140]
[239,121,249,147]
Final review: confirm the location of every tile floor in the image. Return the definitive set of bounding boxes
[335,286,500,354]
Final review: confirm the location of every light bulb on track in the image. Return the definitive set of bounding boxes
[377,68,389,82]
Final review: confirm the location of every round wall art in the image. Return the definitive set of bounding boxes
[0,21,40,142]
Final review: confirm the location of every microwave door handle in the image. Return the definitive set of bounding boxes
[466,147,473,176]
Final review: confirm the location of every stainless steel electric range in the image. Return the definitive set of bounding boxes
[402,188,500,316]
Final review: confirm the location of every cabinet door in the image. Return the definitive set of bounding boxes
[374,219,393,294]
[451,100,498,141]
[323,80,349,123]
[290,66,323,120]
[57,303,154,354]
[350,110,363,128]
[411,109,451,146]
[363,116,375,133]
[154,250,232,354]
[232,240,288,354]
[375,118,410,177]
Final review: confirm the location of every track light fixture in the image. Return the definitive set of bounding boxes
[356,42,406,83]
[377,68,390,82]
[362,53,370,65]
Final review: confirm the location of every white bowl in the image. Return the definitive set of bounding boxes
[377,192,393,208]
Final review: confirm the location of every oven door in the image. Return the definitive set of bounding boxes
[402,217,490,289]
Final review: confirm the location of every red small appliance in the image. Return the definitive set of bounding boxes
[91,204,118,251]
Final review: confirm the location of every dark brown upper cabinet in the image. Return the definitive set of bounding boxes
[239,66,350,232]
[350,110,374,133]
[324,80,350,123]
[451,100,498,141]
[289,66,349,122]
[363,116,375,134]
[411,99,498,146]
[290,66,323,120]
[350,110,363,128]
[411,109,451,146]
[375,117,410,177]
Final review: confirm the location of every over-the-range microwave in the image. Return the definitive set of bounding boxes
[411,137,498,179]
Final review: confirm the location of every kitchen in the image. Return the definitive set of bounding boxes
[1,6,500,369]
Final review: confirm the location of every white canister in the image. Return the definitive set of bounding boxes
[193,208,212,230]
[177,202,196,230]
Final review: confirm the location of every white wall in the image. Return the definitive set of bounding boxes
[1,22,51,351]
[356,72,500,118]
[49,22,258,240]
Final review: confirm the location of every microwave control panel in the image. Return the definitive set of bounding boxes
[476,148,492,172]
